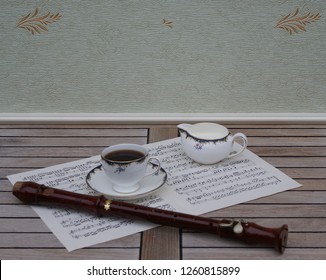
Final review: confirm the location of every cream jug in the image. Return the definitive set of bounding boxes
[177,123,248,164]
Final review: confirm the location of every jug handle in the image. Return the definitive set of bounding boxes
[227,133,248,159]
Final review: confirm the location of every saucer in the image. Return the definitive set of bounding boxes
[86,163,168,200]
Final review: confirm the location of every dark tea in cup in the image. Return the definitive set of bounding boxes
[103,150,145,162]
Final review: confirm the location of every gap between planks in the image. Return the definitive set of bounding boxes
[140,127,180,260]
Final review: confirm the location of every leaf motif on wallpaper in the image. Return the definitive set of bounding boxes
[275,8,321,35]
[17,8,62,35]
[163,19,173,28]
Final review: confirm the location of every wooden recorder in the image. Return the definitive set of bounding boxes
[12,181,288,253]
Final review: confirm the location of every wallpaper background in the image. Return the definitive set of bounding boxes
[1,0,325,113]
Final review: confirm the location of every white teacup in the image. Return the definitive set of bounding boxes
[101,144,161,193]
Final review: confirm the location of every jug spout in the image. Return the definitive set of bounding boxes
[177,123,192,133]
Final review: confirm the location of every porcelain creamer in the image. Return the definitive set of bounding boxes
[177,123,248,164]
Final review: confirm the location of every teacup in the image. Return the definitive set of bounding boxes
[101,144,161,193]
[177,123,248,164]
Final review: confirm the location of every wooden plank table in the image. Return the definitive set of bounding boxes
[0,123,325,259]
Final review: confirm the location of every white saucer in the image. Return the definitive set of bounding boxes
[86,163,167,200]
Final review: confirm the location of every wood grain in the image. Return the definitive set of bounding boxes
[140,126,180,260]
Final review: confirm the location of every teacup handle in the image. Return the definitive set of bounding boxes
[145,157,161,176]
[227,133,248,159]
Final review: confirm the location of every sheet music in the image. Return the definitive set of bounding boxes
[7,156,173,251]
[147,138,301,215]
[7,137,301,251]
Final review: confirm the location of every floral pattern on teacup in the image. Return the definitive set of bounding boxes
[194,143,204,150]
[114,166,126,174]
